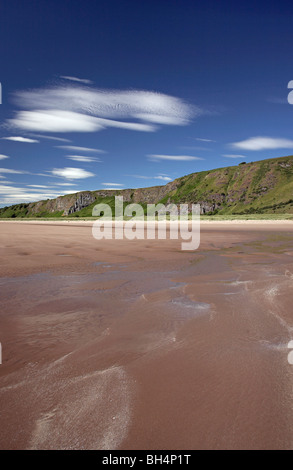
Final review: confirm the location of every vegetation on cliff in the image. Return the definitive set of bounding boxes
[2,155,293,218]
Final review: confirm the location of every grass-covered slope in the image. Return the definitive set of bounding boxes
[162,155,293,214]
[1,155,293,218]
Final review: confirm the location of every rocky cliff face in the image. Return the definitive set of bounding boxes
[123,180,180,204]
[66,192,97,215]
[33,181,181,216]
[28,191,97,215]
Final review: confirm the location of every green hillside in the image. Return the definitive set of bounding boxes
[164,155,293,215]
[1,155,293,218]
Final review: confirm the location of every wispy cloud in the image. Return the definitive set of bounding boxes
[0,154,10,160]
[231,136,293,151]
[51,167,95,180]
[9,110,157,133]
[154,175,172,181]
[128,174,172,181]
[56,145,105,153]
[1,136,39,143]
[0,184,77,204]
[0,168,28,174]
[148,154,203,161]
[28,185,57,189]
[66,155,102,163]
[195,138,215,142]
[9,85,199,134]
[222,154,246,159]
[27,134,71,142]
[9,110,105,133]
[101,183,124,187]
[54,182,77,186]
[60,76,93,85]
[127,174,150,180]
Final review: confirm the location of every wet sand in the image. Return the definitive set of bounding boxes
[0,220,293,450]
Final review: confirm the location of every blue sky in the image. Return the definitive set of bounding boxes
[1,0,293,205]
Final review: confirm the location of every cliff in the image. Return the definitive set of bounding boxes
[2,155,293,217]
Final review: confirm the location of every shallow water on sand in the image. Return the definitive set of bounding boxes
[0,224,293,449]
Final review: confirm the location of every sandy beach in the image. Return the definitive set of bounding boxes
[0,220,293,449]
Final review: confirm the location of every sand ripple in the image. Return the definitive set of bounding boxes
[29,365,132,450]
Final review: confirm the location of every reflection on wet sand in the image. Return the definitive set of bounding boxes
[0,222,293,449]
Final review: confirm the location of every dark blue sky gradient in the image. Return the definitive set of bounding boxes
[1,0,293,204]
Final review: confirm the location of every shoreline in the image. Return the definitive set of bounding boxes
[1,218,293,226]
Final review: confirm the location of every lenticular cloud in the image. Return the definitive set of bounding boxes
[11,110,105,133]
[51,167,95,179]
[8,85,199,133]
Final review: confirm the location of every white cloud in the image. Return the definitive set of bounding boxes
[148,155,203,161]
[54,182,77,186]
[60,76,93,85]
[1,136,39,143]
[0,183,78,204]
[127,174,172,182]
[51,167,95,180]
[96,117,156,132]
[57,145,105,153]
[154,175,172,181]
[133,113,188,126]
[9,110,156,133]
[222,154,247,159]
[195,138,215,142]
[14,86,196,120]
[0,168,27,174]
[99,188,122,191]
[126,174,150,180]
[61,189,78,194]
[66,155,102,162]
[9,110,105,133]
[35,173,55,177]
[9,85,198,134]
[231,136,293,151]
[0,154,9,160]
[28,185,53,189]
[28,134,71,142]
[102,183,124,187]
